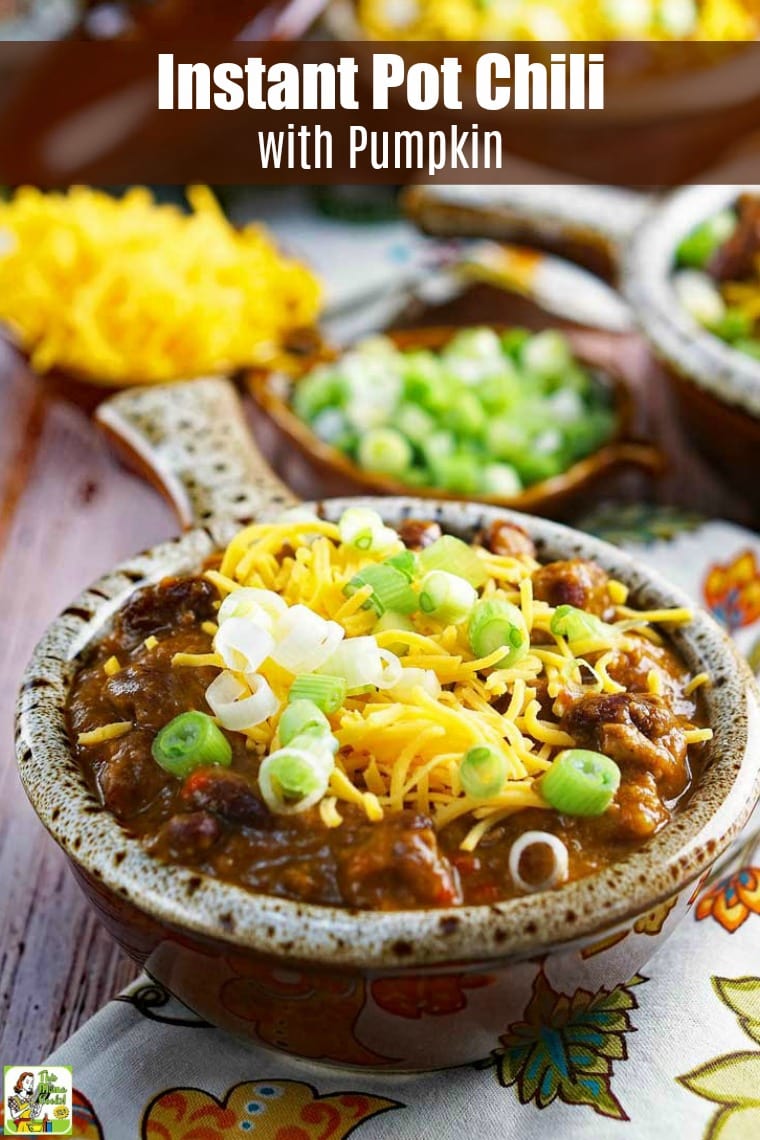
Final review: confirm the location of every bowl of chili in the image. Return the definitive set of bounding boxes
[15,375,760,1069]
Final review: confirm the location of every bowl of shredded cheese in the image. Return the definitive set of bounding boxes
[329,0,760,40]
[0,185,322,388]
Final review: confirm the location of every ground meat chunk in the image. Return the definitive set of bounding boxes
[397,518,442,550]
[532,559,614,618]
[105,661,210,733]
[612,771,669,839]
[181,767,270,828]
[709,194,760,282]
[562,691,688,799]
[482,519,536,559]
[94,727,170,819]
[148,810,222,861]
[333,811,462,909]
[115,577,217,645]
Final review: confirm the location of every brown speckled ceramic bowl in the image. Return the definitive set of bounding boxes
[15,377,760,1070]
[249,323,662,520]
[622,184,760,508]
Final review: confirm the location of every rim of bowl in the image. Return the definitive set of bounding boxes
[624,184,760,419]
[16,499,760,970]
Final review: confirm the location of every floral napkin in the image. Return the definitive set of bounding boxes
[26,511,760,1140]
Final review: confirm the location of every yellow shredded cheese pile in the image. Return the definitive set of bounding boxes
[0,186,321,386]
[167,517,710,852]
[356,0,758,40]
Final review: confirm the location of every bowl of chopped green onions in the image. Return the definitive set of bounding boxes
[250,324,661,517]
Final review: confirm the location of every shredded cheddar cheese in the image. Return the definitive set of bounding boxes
[78,721,132,746]
[0,186,321,386]
[163,518,713,847]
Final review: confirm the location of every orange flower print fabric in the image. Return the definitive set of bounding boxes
[141,1079,401,1140]
[703,550,760,631]
[696,866,760,933]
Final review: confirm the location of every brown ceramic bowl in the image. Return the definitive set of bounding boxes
[622,185,760,509]
[15,376,760,1070]
[249,323,662,520]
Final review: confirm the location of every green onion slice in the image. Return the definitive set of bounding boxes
[550,604,610,644]
[418,534,488,588]
[540,749,621,816]
[338,507,397,553]
[384,549,418,581]
[258,733,335,815]
[460,745,508,799]
[288,674,347,715]
[468,598,529,667]
[418,570,477,624]
[151,711,232,777]
[278,699,330,746]
[344,563,417,616]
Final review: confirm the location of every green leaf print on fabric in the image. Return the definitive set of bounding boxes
[678,977,760,1140]
[478,970,645,1120]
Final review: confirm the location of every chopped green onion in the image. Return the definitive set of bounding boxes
[384,549,418,581]
[734,337,760,360]
[217,587,286,629]
[418,534,488,588]
[152,711,232,778]
[676,208,736,269]
[344,563,417,616]
[432,452,481,494]
[269,605,344,673]
[480,463,523,498]
[318,637,403,690]
[258,735,335,815]
[278,699,330,746]
[521,330,573,380]
[418,570,477,624]
[205,671,279,732]
[396,402,436,445]
[674,269,725,327]
[460,745,508,799]
[509,830,569,892]
[357,427,413,476]
[709,306,754,343]
[550,604,610,644]
[338,506,397,553]
[500,327,531,359]
[468,598,529,667]
[288,674,347,715]
[373,610,415,655]
[540,749,621,816]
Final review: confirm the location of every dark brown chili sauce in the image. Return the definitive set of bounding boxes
[68,520,707,910]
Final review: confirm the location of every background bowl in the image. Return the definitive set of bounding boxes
[15,376,760,1069]
[623,184,760,508]
[250,322,662,519]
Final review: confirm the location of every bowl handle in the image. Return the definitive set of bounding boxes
[403,185,652,279]
[95,377,299,530]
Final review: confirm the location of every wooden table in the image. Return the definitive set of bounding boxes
[0,313,755,1062]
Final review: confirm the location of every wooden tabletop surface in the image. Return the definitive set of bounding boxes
[0,301,757,1062]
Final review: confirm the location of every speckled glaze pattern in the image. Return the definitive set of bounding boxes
[15,378,760,1068]
[623,185,760,418]
[96,376,298,528]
